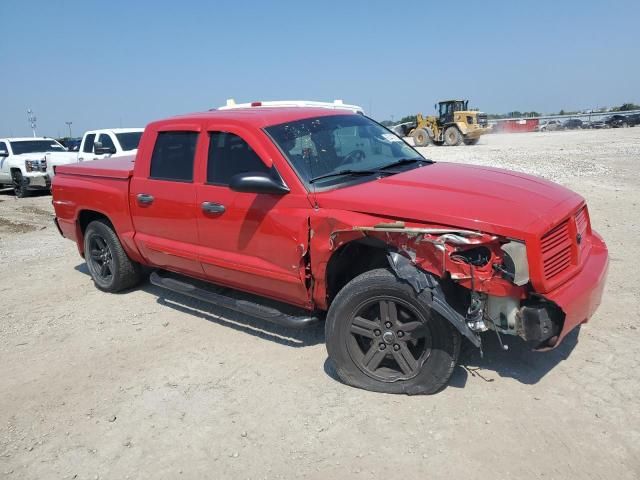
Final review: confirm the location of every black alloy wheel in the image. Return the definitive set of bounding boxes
[346,296,432,381]
[87,233,114,283]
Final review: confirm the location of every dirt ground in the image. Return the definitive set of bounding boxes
[1,127,639,479]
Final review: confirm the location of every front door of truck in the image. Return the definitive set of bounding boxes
[94,133,117,160]
[130,129,204,276]
[0,141,11,183]
[194,128,310,307]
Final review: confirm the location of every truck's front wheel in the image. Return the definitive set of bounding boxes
[11,170,29,198]
[325,269,460,395]
[84,220,142,292]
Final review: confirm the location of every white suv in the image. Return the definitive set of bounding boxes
[0,137,77,197]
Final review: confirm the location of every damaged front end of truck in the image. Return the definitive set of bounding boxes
[312,217,566,353]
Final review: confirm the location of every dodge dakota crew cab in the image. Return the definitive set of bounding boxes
[52,106,608,394]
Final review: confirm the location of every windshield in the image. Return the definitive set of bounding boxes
[10,140,66,155]
[115,132,143,151]
[265,114,425,188]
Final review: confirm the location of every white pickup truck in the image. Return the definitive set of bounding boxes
[0,129,143,198]
[77,128,144,162]
[0,137,77,197]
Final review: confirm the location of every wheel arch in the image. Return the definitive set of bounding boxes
[324,238,480,347]
[76,210,114,256]
[325,237,391,306]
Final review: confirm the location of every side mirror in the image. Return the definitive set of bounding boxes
[229,172,290,195]
[94,144,116,155]
[0,150,8,157]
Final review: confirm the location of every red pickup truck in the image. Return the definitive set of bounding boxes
[52,107,608,394]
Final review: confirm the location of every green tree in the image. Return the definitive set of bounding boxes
[616,103,640,111]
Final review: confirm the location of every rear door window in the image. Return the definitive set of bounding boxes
[149,131,198,182]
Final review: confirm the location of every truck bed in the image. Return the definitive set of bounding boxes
[55,155,135,179]
[52,155,141,263]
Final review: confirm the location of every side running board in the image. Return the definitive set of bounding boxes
[149,270,320,329]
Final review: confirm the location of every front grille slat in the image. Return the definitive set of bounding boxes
[539,206,591,284]
[541,219,571,280]
[575,207,588,235]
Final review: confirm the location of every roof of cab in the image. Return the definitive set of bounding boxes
[147,107,359,130]
[85,128,144,135]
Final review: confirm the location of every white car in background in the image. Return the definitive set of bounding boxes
[0,137,77,197]
[77,128,144,162]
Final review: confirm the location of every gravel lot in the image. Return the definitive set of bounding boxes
[1,128,639,479]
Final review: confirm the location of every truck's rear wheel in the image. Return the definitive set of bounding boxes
[11,171,29,198]
[84,220,142,292]
[325,269,460,395]
[444,127,463,146]
[412,128,431,147]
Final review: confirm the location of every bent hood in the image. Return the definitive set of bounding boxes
[314,162,584,238]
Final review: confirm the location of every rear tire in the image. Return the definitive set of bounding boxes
[325,269,461,395]
[84,220,142,292]
[411,128,431,147]
[11,170,29,198]
[444,127,463,146]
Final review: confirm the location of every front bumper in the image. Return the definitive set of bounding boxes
[22,172,51,190]
[542,231,608,348]
[465,126,492,139]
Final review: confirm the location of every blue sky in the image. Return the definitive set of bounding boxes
[1,0,638,137]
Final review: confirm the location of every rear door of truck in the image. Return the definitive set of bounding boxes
[129,124,204,276]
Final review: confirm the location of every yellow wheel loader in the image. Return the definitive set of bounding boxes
[410,100,491,147]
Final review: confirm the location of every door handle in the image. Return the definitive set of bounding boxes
[201,201,225,215]
[137,193,154,206]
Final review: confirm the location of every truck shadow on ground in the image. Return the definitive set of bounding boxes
[0,188,50,198]
[449,327,580,387]
[87,264,326,348]
[75,264,579,383]
[323,328,581,390]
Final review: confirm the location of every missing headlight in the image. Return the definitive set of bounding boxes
[451,246,491,267]
[500,241,529,286]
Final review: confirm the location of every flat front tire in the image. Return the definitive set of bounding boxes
[84,220,142,292]
[325,269,461,395]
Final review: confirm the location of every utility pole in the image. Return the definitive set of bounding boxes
[65,121,73,138]
[27,109,37,137]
